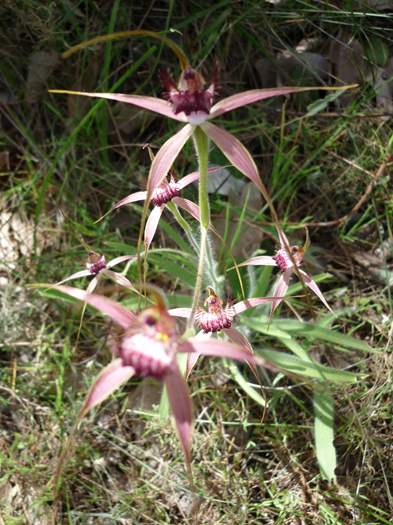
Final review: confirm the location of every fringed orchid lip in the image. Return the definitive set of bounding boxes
[86,253,107,275]
[151,179,180,207]
[161,67,214,124]
[120,333,172,379]
[273,246,304,272]
[194,288,235,333]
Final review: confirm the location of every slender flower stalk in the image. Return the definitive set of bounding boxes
[188,127,210,328]
[237,228,333,313]
[52,285,267,472]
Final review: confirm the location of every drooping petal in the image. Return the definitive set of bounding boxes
[185,331,212,378]
[49,90,187,122]
[272,270,292,312]
[147,124,194,197]
[144,206,164,250]
[103,270,132,288]
[233,296,278,315]
[106,255,136,269]
[80,358,135,416]
[237,255,277,268]
[168,308,192,318]
[178,339,266,368]
[54,269,91,286]
[165,365,193,468]
[225,326,259,378]
[85,275,99,294]
[201,122,263,193]
[54,285,138,329]
[210,87,325,119]
[298,269,334,313]
[172,197,200,222]
[176,166,222,190]
[111,191,148,211]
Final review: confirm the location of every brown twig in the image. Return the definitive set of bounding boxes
[304,156,391,228]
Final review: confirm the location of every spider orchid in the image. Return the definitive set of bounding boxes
[169,287,279,377]
[237,228,333,313]
[52,285,267,470]
[54,252,135,295]
[102,168,218,250]
[50,65,331,199]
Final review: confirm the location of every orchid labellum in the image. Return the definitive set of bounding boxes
[170,288,279,377]
[238,228,333,313]
[53,285,267,469]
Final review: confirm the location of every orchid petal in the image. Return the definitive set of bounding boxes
[165,366,193,467]
[272,270,292,312]
[224,327,258,378]
[103,270,132,288]
[179,339,266,368]
[86,275,99,294]
[168,308,192,318]
[176,170,200,190]
[299,269,334,313]
[106,255,135,269]
[54,285,137,329]
[185,331,212,378]
[201,122,264,193]
[233,296,278,315]
[55,270,91,285]
[111,191,148,211]
[80,358,135,416]
[210,87,324,119]
[147,124,193,196]
[276,227,290,249]
[144,206,164,251]
[237,256,277,268]
[172,197,200,222]
[49,90,187,122]
[176,166,222,190]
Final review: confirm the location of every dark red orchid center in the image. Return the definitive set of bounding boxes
[151,180,180,207]
[86,253,107,275]
[195,289,234,333]
[160,66,215,123]
[273,246,304,272]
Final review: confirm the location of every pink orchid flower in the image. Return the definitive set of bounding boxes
[169,287,279,377]
[50,66,323,199]
[238,228,333,313]
[55,252,135,296]
[104,168,218,250]
[53,285,266,470]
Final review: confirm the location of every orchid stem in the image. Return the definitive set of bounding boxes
[188,126,210,328]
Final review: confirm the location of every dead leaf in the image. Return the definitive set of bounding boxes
[374,58,393,116]
[25,50,60,103]
[329,34,367,106]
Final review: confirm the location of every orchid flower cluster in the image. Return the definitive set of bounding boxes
[49,54,339,472]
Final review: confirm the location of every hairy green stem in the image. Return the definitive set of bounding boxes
[187,127,210,328]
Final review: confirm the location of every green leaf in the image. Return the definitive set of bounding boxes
[273,319,373,353]
[313,390,337,483]
[256,348,357,383]
[244,316,372,353]
[226,360,267,407]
